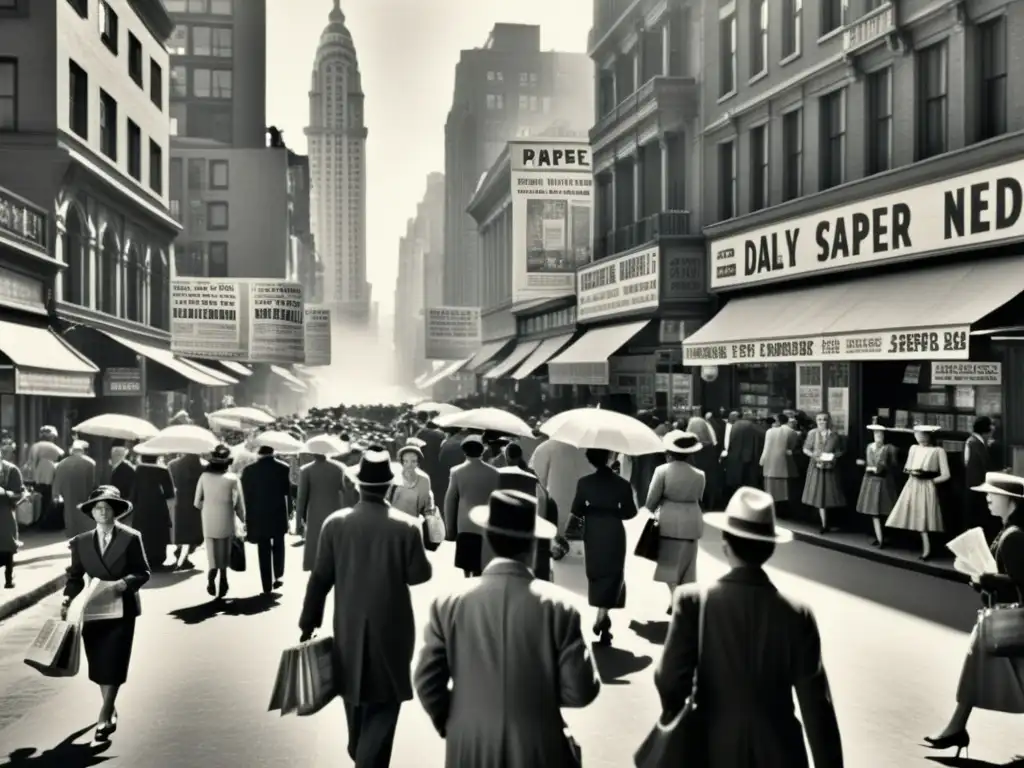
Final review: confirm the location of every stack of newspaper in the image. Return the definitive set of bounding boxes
[946,527,998,577]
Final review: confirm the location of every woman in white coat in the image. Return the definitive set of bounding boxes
[194,444,246,598]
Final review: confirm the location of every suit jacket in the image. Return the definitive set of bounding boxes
[760,425,799,479]
[109,461,136,503]
[437,432,469,496]
[240,455,291,540]
[656,568,843,768]
[64,523,151,618]
[444,458,499,539]
[977,509,1024,604]
[300,500,432,703]
[296,458,348,571]
[414,559,601,768]
[723,419,763,488]
[415,427,448,498]
[964,434,990,495]
[52,453,96,538]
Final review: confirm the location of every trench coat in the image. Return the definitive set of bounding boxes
[52,453,96,538]
[444,458,499,572]
[295,457,349,571]
[0,459,24,553]
[299,500,432,703]
[414,559,601,768]
[167,454,204,546]
[723,419,763,490]
[530,438,591,533]
[415,426,448,501]
[240,455,290,541]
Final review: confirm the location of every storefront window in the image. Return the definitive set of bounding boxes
[735,363,795,419]
[0,395,14,445]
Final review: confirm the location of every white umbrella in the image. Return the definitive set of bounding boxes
[415,402,463,417]
[253,430,302,454]
[134,425,219,456]
[434,407,533,438]
[302,435,350,455]
[74,414,159,441]
[540,408,664,455]
[207,406,275,427]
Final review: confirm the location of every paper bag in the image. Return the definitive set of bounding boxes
[268,646,300,715]
[24,616,82,678]
[296,636,337,716]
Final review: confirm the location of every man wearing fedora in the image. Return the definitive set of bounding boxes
[299,446,432,768]
[655,486,843,767]
[444,434,500,577]
[241,445,292,594]
[414,489,600,767]
[494,464,559,581]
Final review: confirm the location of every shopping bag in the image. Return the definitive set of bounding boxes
[979,604,1024,658]
[268,646,300,715]
[16,494,37,526]
[23,618,81,678]
[229,537,247,572]
[423,509,446,545]
[634,517,660,562]
[296,635,337,716]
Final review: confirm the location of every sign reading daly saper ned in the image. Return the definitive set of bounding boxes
[576,247,659,322]
[931,362,1001,385]
[683,325,970,365]
[425,306,481,360]
[710,159,1024,289]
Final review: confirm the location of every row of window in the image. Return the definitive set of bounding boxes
[177,157,230,190]
[164,0,233,14]
[486,71,540,85]
[486,93,552,112]
[167,25,233,58]
[174,241,229,278]
[169,199,229,230]
[170,65,232,99]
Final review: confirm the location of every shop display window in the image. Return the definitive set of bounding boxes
[735,363,794,419]
[0,394,13,444]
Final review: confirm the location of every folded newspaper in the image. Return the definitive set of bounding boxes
[945,527,998,577]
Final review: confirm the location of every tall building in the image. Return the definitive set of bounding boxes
[288,151,321,303]
[421,172,445,308]
[306,0,369,324]
[442,23,593,307]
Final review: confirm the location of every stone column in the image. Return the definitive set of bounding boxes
[660,137,670,210]
[86,237,98,310]
[53,221,65,302]
[662,20,671,76]
[633,156,642,222]
[609,166,617,232]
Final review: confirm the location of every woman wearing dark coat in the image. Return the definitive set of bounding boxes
[129,455,176,570]
[685,416,723,510]
[167,452,204,569]
[60,486,150,742]
[571,447,638,645]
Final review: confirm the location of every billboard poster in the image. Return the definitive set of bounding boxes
[303,305,332,366]
[170,278,305,364]
[425,306,481,360]
[510,141,592,303]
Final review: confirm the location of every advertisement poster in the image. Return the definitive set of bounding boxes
[795,363,823,413]
[303,305,332,366]
[930,362,1001,385]
[170,279,305,364]
[827,387,850,434]
[576,247,659,322]
[510,141,592,302]
[425,306,481,360]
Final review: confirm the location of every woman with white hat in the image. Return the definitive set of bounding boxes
[926,471,1024,757]
[386,439,435,519]
[885,425,950,560]
[854,424,900,548]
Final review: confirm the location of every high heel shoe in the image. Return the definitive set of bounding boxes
[924,730,970,758]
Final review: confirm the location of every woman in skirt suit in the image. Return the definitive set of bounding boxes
[760,413,800,517]
[194,444,246,598]
[855,424,900,548]
[60,485,150,742]
[645,431,705,613]
[926,471,1024,757]
[802,412,846,534]
[885,425,950,560]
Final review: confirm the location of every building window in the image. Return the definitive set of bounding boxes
[718,140,736,220]
[866,68,891,175]
[208,242,228,276]
[171,65,187,96]
[66,0,87,18]
[821,0,843,36]
[820,89,846,190]
[193,68,210,97]
[917,42,948,160]
[750,0,768,78]
[978,17,1007,141]
[127,33,143,88]
[187,158,204,190]
[0,59,14,131]
[519,72,529,85]
[210,0,232,14]
[782,109,802,201]
[209,159,228,188]
[750,124,768,211]
[127,120,141,180]
[68,60,88,138]
[207,201,228,230]
[192,26,211,56]
[518,94,528,109]
[99,90,117,160]
[211,28,232,57]
[149,140,162,194]
[98,1,118,54]
[150,60,162,109]
[211,70,232,98]
[782,0,802,59]
[167,26,187,56]
[719,8,736,96]
[187,0,208,11]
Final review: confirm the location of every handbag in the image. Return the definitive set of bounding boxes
[423,508,446,546]
[634,516,660,562]
[229,537,247,572]
[979,586,1024,657]
[634,587,709,768]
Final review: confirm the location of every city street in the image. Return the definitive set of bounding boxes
[0,518,1020,768]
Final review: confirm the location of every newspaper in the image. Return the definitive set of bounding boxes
[82,578,124,622]
[945,527,998,578]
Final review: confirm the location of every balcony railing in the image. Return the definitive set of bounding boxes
[594,210,690,260]
[842,2,896,56]
[590,76,698,148]
[0,186,47,253]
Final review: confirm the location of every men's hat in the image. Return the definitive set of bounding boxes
[469,490,556,540]
[866,424,886,431]
[704,486,793,544]
[497,466,538,496]
[461,434,483,447]
[971,471,1024,498]
[353,445,395,486]
[78,485,133,518]
[207,444,233,464]
[663,429,703,455]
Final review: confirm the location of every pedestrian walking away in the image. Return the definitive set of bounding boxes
[130,454,176,570]
[241,445,292,593]
[194,444,246,599]
[168,452,205,569]
[296,450,350,572]
[444,434,499,577]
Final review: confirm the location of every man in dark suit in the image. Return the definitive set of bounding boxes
[300,447,432,768]
[108,442,136,519]
[240,445,291,593]
[414,417,447,502]
[722,410,763,499]
[436,427,468,501]
[964,416,996,539]
[444,435,500,577]
[657,487,843,766]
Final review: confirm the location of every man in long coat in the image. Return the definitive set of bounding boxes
[444,435,499,577]
[168,452,204,569]
[964,415,995,539]
[436,428,468,501]
[240,446,291,593]
[414,418,447,503]
[52,440,95,538]
[722,411,763,499]
[108,442,136,505]
[295,453,348,571]
[300,447,431,768]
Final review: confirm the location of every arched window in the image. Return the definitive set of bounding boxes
[99,229,118,315]
[61,206,89,306]
[149,250,168,331]
[125,244,142,322]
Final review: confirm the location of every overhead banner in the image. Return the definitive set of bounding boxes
[709,158,1024,289]
[425,306,481,360]
[303,305,331,366]
[931,361,1001,385]
[170,278,305,364]
[576,247,659,322]
[511,141,592,303]
[683,325,971,365]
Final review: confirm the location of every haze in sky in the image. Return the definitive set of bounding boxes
[266,0,592,313]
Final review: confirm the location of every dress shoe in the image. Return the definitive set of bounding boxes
[924,730,969,758]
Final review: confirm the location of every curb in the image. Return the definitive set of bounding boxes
[0,573,67,623]
[789,529,967,584]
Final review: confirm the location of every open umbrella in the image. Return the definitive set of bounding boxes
[434,407,533,438]
[74,414,159,441]
[302,435,350,456]
[207,406,276,428]
[252,430,302,454]
[540,408,663,455]
[414,402,463,417]
[134,425,219,456]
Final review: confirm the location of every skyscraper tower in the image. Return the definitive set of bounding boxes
[306,0,369,322]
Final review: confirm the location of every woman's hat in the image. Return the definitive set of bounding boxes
[397,438,424,460]
[469,490,557,540]
[663,429,703,455]
[206,444,233,464]
[971,471,1024,498]
[78,485,133,518]
[704,486,793,543]
[912,424,940,433]
[866,424,887,431]
[352,445,395,486]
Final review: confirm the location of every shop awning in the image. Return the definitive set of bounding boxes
[179,357,238,385]
[419,358,470,389]
[683,257,1024,365]
[512,333,576,380]
[220,361,253,377]
[270,365,307,390]
[548,320,650,386]
[0,319,98,397]
[483,340,541,379]
[100,330,229,387]
[464,340,512,373]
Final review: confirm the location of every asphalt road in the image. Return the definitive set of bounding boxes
[0,520,1020,768]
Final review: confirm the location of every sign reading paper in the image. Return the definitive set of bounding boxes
[171,279,305,364]
[425,307,481,360]
[303,306,331,366]
[576,247,659,322]
[931,362,1001,385]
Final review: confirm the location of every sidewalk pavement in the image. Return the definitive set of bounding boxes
[0,529,70,623]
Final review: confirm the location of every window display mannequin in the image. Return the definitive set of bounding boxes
[885,425,950,560]
[801,412,845,533]
[855,424,900,548]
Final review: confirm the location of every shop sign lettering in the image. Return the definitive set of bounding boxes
[931,362,1001,385]
[576,247,659,322]
[710,160,1024,289]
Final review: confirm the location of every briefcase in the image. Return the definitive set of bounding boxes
[229,537,247,572]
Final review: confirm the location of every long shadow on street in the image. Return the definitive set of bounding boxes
[926,756,1024,767]
[167,593,280,624]
[144,569,200,590]
[592,644,651,685]
[1,725,112,767]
